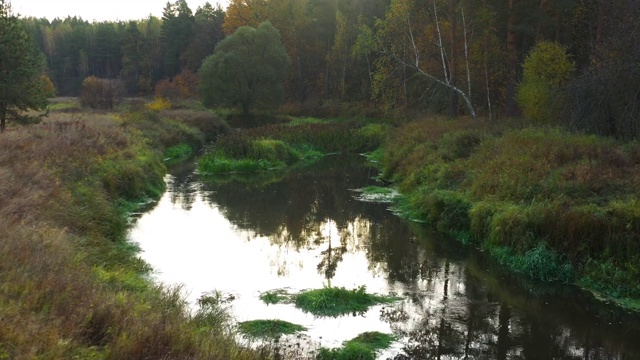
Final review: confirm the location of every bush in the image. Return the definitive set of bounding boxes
[80,76,124,110]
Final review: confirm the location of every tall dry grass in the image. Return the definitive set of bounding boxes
[0,113,265,359]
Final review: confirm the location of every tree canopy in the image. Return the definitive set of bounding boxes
[0,0,48,132]
[199,21,290,114]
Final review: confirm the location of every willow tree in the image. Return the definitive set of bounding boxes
[199,21,290,114]
[0,0,48,132]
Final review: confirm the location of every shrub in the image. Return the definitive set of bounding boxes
[79,76,124,110]
[146,97,172,111]
[155,69,199,101]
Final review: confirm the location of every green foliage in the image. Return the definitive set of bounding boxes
[259,289,291,304]
[490,244,575,283]
[380,119,640,305]
[317,332,395,360]
[294,286,399,317]
[317,342,375,360]
[198,155,282,174]
[199,21,290,114]
[238,320,306,339]
[164,143,193,160]
[0,1,48,131]
[197,120,385,175]
[516,41,575,124]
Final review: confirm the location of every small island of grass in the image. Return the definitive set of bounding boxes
[295,286,400,317]
[238,319,307,339]
[317,331,396,360]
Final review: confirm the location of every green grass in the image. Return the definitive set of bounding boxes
[295,286,400,317]
[164,143,193,160]
[378,118,640,308]
[317,332,395,360]
[238,320,306,339]
[198,155,283,174]
[490,243,575,283]
[259,289,291,304]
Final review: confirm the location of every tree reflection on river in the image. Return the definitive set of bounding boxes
[134,155,639,359]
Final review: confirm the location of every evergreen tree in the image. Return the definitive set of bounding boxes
[0,0,48,132]
[161,0,195,78]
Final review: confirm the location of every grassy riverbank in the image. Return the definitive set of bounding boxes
[198,118,388,175]
[379,117,640,309]
[0,103,264,359]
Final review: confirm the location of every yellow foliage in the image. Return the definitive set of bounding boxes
[146,97,172,111]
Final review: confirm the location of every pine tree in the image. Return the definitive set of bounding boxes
[0,0,48,132]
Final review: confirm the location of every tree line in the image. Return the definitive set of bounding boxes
[16,0,640,136]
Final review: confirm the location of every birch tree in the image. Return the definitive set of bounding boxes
[363,0,477,117]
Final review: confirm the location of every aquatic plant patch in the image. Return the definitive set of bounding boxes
[317,331,395,360]
[259,289,292,304]
[353,186,399,203]
[238,319,307,339]
[164,143,193,160]
[295,286,400,317]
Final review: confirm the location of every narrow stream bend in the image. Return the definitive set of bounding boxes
[128,155,640,359]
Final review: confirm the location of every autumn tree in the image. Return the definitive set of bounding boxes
[0,0,48,132]
[199,22,290,114]
[517,41,575,124]
[364,0,477,116]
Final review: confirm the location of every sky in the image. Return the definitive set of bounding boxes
[14,0,229,22]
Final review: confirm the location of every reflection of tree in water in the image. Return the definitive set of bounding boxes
[199,154,385,246]
[384,249,638,359]
[164,160,201,210]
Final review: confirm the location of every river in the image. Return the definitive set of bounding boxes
[128,155,640,359]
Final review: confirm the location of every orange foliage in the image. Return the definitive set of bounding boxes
[222,0,266,35]
[154,69,199,101]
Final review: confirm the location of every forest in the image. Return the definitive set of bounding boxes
[20,0,639,137]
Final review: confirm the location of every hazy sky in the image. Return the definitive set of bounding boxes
[15,0,229,22]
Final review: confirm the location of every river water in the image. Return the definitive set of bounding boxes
[128,155,640,359]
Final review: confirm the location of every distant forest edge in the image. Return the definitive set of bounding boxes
[21,0,640,137]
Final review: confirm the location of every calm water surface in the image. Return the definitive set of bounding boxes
[128,156,640,359]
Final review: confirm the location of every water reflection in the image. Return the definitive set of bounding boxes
[132,155,640,359]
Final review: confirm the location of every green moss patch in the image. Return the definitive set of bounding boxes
[238,319,306,339]
[295,286,400,317]
[259,289,292,305]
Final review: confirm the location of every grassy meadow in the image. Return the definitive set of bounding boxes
[0,100,263,359]
[379,117,640,308]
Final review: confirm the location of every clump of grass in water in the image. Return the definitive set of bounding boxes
[198,155,283,174]
[238,320,306,339]
[317,331,395,360]
[295,286,400,317]
[259,289,291,304]
[354,186,399,203]
[164,143,193,160]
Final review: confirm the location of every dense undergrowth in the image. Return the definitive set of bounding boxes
[198,118,388,175]
[0,104,263,359]
[380,117,640,308]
